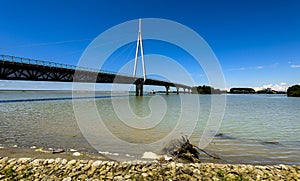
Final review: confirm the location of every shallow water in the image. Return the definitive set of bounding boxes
[0,91,299,164]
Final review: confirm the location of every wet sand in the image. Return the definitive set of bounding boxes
[0,146,108,161]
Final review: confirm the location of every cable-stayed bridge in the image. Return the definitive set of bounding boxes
[0,54,192,96]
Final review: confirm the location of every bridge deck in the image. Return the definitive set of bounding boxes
[0,54,191,90]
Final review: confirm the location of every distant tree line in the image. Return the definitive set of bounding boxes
[229,88,255,94]
[287,85,300,97]
[191,85,300,96]
[229,87,285,94]
[191,85,225,94]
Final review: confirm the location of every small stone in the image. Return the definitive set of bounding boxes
[62,177,71,181]
[87,166,96,176]
[141,167,148,172]
[92,160,102,167]
[0,157,8,163]
[78,174,87,180]
[61,159,68,165]
[13,145,18,148]
[68,160,77,165]
[47,159,55,164]
[30,159,41,166]
[114,176,124,180]
[170,162,176,169]
[193,169,201,175]
[8,158,16,164]
[177,163,184,168]
[182,166,193,175]
[124,175,131,179]
[141,173,148,177]
[99,169,106,175]
[70,149,77,152]
[164,155,172,161]
[55,158,62,163]
[279,164,289,170]
[18,157,31,163]
[30,146,37,149]
[16,165,27,172]
[73,152,81,156]
[142,152,158,159]
[215,164,226,169]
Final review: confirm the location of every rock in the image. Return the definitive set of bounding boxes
[182,166,193,175]
[70,149,77,152]
[72,152,81,156]
[61,159,68,165]
[114,175,124,180]
[141,173,148,177]
[164,155,172,161]
[55,158,62,163]
[125,154,134,158]
[92,160,102,167]
[113,152,119,156]
[47,159,55,164]
[78,174,87,180]
[142,152,158,159]
[0,157,8,164]
[67,160,77,165]
[170,162,176,169]
[124,175,131,179]
[215,163,226,169]
[18,157,31,163]
[16,165,27,172]
[193,168,201,175]
[62,177,71,181]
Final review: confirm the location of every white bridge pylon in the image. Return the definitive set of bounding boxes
[133,18,146,81]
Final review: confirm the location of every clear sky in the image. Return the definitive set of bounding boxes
[0,0,300,91]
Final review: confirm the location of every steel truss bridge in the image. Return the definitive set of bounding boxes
[0,55,192,96]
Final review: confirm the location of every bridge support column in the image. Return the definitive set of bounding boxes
[183,88,186,94]
[165,85,170,95]
[135,82,144,96]
[176,88,179,94]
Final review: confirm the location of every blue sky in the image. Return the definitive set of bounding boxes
[0,0,300,91]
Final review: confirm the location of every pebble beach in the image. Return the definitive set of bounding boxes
[0,157,299,180]
[0,145,299,181]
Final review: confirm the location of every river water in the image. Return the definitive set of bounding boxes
[0,91,299,165]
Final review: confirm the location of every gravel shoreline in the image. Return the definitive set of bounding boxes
[0,157,299,180]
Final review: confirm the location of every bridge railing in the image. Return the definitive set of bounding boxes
[1,54,133,77]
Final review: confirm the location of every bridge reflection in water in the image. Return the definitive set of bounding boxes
[0,55,192,96]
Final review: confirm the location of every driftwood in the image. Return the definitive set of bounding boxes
[162,136,220,163]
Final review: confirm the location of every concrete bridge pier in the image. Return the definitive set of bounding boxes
[176,88,179,94]
[165,85,170,95]
[135,82,144,96]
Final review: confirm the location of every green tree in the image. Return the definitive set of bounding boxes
[287,85,300,97]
